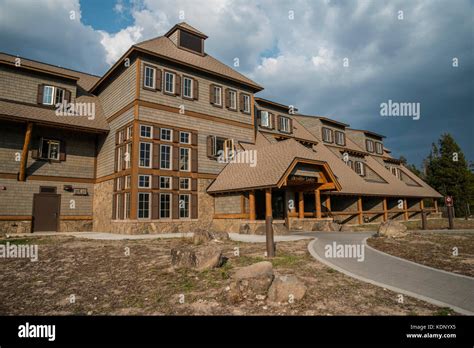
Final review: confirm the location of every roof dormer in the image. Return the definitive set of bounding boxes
[165,22,208,56]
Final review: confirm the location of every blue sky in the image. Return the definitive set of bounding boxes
[0,0,472,167]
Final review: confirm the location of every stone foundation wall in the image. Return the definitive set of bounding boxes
[0,220,31,235]
[60,220,93,232]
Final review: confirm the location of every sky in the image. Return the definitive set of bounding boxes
[0,0,472,167]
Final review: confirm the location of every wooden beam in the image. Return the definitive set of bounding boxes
[357,196,363,224]
[383,197,388,222]
[434,199,438,213]
[213,213,249,219]
[265,188,272,218]
[249,190,256,221]
[315,188,321,219]
[19,122,33,181]
[404,198,409,220]
[298,191,304,219]
[420,199,424,211]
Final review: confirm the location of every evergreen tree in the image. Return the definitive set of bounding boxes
[399,155,424,179]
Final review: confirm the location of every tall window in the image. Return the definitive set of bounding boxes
[138,175,151,188]
[229,90,237,109]
[138,193,150,219]
[180,147,190,171]
[160,144,171,169]
[160,128,172,141]
[243,94,250,113]
[366,139,374,153]
[180,131,190,144]
[179,194,190,218]
[144,66,156,89]
[124,193,130,219]
[260,111,270,128]
[40,138,60,160]
[179,177,190,190]
[280,117,290,132]
[375,142,383,155]
[391,167,401,179]
[213,85,222,106]
[165,72,175,93]
[55,88,65,104]
[140,125,152,138]
[124,143,131,169]
[139,142,151,168]
[160,176,171,189]
[116,147,122,171]
[160,193,171,218]
[183,77,193,98]
[322,127,333,143]
[355,161,365,176]
[335,131,345,146]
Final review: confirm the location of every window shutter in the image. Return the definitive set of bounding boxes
[152,175,159,189]
[289,118,293,133]
[274,114,279,130]
[37,84,44,104]
[191,178,198,191]
[239,93,245,112]
[153,126,160,140]
[209,84,215,104]
[191,132,198,146]
[65,90,71,103]
[175,75,181,96]
[172,146,179,171]
[112,194,117,219]
[59,141,66,161]
[191,148,198,172]
[172,194,179,219]
[225,88,230,108]
[256,110,261,126]
[191,193,198,219]
[193,78,199,100]
[152,193,159,219]
[153,144,160,169]
[207,135,215,158]
[173,130,179,143]
[156,69,162,91]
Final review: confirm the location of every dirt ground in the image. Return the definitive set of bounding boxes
[0,235,456,316]
[367,231,474,278]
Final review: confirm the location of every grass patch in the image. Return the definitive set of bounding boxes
[0,238,32,245]
[434,307,456,316]
[270,253,305,268]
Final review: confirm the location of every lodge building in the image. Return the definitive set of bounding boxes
[0,22,442,234]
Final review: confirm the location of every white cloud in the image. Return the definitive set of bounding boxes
[99,26,144,65]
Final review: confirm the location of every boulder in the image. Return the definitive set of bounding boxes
[267,275,307,303]
[192,229,213,245]
[171,245,224,271]
[239,223,251,235]
[254,224,268,235]
[209,230,230,241]
[273,224,289,235]
[312,220,341,232]
[227,261,274,302]
[377,220,407,237]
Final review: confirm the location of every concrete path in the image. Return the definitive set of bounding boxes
[228,233,312,243]
[308,232,474,315]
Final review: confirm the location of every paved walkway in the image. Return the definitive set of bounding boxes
[308,232,474,315]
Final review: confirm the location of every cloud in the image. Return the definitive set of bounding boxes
[99,25,143,65]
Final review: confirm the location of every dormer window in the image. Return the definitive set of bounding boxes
[375,142,383,155]
[179,30,203,55]
[279,116,290,133]
[322,127,333,143]
[355,161,365,176]
[391,167,401,179]
[144,66,156,89]
[164,72,175,94]
[335,131,345,146]
[260,111,270,128]
[242,94,251,113]
[41,85,65,105]
[366,139,374,153]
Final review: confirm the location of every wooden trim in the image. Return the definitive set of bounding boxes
[106,101,135,122]
[60,215,93,221]
[240,194,246,214]
[315,188,321,219]
[403,198,409,221]
[249,190,256,221]
[298,191,304,219]
[420,199,424,210]
[213,213,249,219]
[383,197,388,222]
[357,196,363,224]
[135,57,141,100]
[0,60,79,81]
[266,188,272,218]
[19,122,33,181]
[0,215,32,221]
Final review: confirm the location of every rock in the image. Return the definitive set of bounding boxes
[239,223,251,234]
[171,245,224,271]
[227,261,274,302]
[267,275,307,303]
[377,220,407,237]
[312,220,341,232]
[193,229,213,245]
[209,230,230,241]
[273,224,289,235]
[255,224,269,235]
[234,261,273,281]
[340,224,353,232]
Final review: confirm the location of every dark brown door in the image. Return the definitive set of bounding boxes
[32,193,60,232]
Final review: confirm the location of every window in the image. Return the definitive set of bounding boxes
[139,142,152,168]
[115,194,121,220]
[260,111,270,128]
[160,144,171,169]
[116,147,122,171]
[40,138,60,160]
[55,88,65,104]
[391,167,401,179]
[180,147,190,171]
[140,125,152,138]
[125,175,131,189]
[42,86,65,105]
[223,139,234,160]
[126,125,133,140]
[179,30,203,54]
[229,90,237,109]
[179,178,190,190]
[116,177,122,191]
[160,193,171,219]
[375,142,383,155]
[213,85,222,106]
[279,117,290,133]
[138,193,150,219]
[183,77,193,98]
[144,66,156,89]
[160,128,172,142]
[138,175,151,188]
[180,131,190,144]
[179,194,190,218]
[124,143,131,169]
[335,131,345,146]
[366,139,374,153]
[243,94,250,113]
[322,127,333,143]
[355,161,365,176]
[347,159,353,169]
[165,71,175,93]
[124,193,130,219]
[160,176,172,189]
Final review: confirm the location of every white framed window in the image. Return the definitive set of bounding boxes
[322,127,333,143]
[335,131,345,146]
[138,192,151,219]
[40,138,60,160]
[55,88,65,104]
[42,86,54,105]
[280,117,290,132]
[116,147,122,171]
[139,142,152,168]
[124,143,131,169]
[124,175,131,189]
[165,71,175,93]
[366,139,374,153]
[138,175,151,188]
[180,147,190,171]
[115,194,121,220]
[347,159,353,169]
[260,111,270,128]
[183,77,193,98]
[355,161,365,176]
[243,94,250,113]
[229,90,237,109]
[213,85,222,106]
[391,167,401,179]
[375,142,383,155]
[160,193,171,219]
[116,177,122,191]
[179,194,190,218]
[126,125,133,140]
[140,125,152,138]
[160,144,172,169]
[180,131,190,144]
[223,139,234,160]
[179,178,191,190]
[160,128,172,142]
[160,176,172,189]
[124,192,130,219]
[144,66,156,89]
